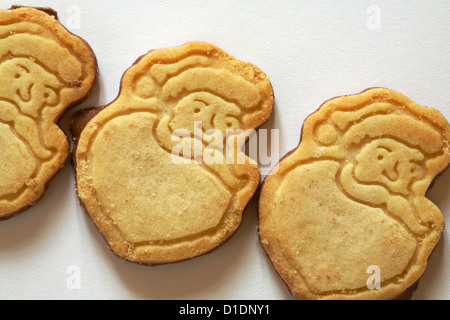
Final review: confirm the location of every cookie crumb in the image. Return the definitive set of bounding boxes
[71,80,83,88]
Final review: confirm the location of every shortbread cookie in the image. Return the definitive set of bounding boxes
[74,42,273,264]
[259,88,450,300]
[0,6,97,219]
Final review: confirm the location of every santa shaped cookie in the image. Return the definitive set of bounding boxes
[74,42,273,264]
[0,6,97,219]
[259,88,450,299]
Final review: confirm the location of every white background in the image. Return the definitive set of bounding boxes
[0,0,449,300]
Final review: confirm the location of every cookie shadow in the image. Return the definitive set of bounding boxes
[88,196,267,299]
[426,166,450,208]
[0,165,73,251]
[413,168,450,299]
[58,76,103,141]
[246,101,282,178]
[411,233,446,300]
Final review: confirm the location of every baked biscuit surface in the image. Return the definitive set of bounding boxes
[0,7,97,219]
[259,88,450,300]
[75,42,273,264]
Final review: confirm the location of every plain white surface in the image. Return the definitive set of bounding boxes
[0,0,449,300]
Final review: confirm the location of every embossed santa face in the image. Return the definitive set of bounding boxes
[0,58,60,117]
[353,138,425,195]
[169,92,241,134]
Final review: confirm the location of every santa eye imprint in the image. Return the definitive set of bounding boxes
[42,87,58,105]
[259,88,450,300]
[192,100,207,113]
